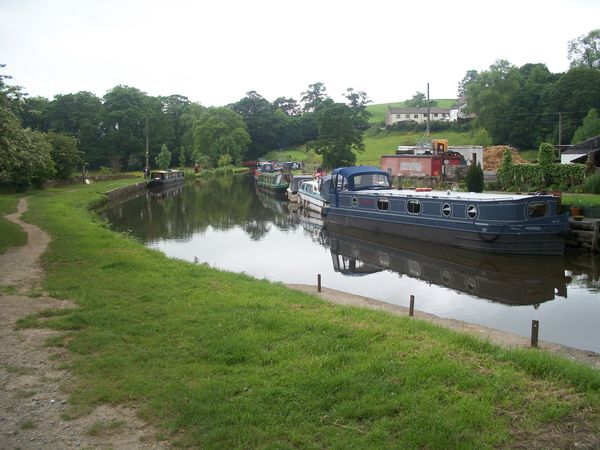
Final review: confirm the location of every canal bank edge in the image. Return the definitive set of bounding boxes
[286,283,600,370]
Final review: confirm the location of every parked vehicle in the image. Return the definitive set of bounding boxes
[322,166,569,255]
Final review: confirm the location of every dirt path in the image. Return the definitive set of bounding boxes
[0,198,167,449]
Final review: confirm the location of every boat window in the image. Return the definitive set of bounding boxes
[407,199,421,214]
[466,205,478,219]
[353,174,390,190]
[527,202,548,218]
[335,175,348,191]
[441,203,452,217]
[377,198,389,211]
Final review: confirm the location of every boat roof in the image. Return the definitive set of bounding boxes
[356,188,556,202]
[332,166,386,178]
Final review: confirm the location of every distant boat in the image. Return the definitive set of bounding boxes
[298,179,328,214]
[256,172,290,196]
[147,170,185,188]
[322,166,569,255]
[287,175,313,203]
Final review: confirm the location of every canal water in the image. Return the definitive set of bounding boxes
[103,175,600,353]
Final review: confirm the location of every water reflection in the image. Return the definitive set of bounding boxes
[102,174,600,352]
[320,222,568,306]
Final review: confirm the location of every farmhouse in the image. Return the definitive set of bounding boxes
[385,107,450,127]
[560,135,600,171]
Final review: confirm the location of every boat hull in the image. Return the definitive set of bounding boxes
[323,209,567,255]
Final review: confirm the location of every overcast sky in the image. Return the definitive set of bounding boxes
[1,0,598,107]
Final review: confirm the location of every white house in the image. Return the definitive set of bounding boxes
[385,107,450,127]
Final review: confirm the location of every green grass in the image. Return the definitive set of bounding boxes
[367,99,457,124]
[563,193,600,207]
[0,195,27,254]
[6,180,600,448]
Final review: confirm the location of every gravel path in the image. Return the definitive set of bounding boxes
[0,198,167,449]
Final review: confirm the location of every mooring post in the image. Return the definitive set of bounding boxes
[409,295,415,317]
[317,274,321,292]
[531,320,539,347]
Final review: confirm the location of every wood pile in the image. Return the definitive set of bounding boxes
[483,146,527,171]
[567,218,600,253]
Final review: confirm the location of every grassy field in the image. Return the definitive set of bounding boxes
[1,181,599,447]
[0,195,27,253]
[366,99,458,124]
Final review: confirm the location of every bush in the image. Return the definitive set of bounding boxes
[466,163,484,193]
[583,173,600,194]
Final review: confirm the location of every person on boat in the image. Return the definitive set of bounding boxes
[143,166,149,179]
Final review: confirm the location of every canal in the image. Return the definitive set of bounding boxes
[102,174,600,353]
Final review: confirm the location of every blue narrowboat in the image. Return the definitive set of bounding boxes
[322,166,569,255]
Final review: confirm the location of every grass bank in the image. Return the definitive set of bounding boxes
[3,181,600,448]
[0,195,27,253]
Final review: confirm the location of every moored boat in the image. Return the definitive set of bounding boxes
[286,175,313,203]
[298,179,327,214]
[147,169,185,188]
[257,171,290,196]
[322,166,569,255]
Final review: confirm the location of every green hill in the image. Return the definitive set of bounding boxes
[367,99,457,124]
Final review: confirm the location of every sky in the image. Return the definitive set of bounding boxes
[1,0,599,107]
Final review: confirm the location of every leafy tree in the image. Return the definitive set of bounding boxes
[155,144,172,170]
[344,88,372,130]
[469,128,492,147]
[102,85,148,171]
[571,108,600,144]
[162,94,191,153]
[568,29,600,70]
[191,107,250,167]
[179,146,187,167]
[46,132,82,180]
[404,91,437,108]
[457,70,478,97]
[496,148,514,189]
[20,96,50,131]
[230,91,283,160]
[308,102,365,169]
[218,153,233,167]
[272,97,301,116]
[300,82,329,112]
[466,162,484,193]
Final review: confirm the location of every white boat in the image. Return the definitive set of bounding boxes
[286,175,313,203]
[298,179,327,214]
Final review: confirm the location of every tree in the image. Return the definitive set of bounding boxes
[46,132,82,180]
[272,97,301,116]
[572,108,600,144]
[155,144,172,170]
[469,128,492,147]
[344,88,372,130]
[404,91,438,108]
[466,162,484,193]
[300,82,329,112]
[230,91,283,160]
[496,148,514,189]
[568,29,600,70]
[191,107,250,167]
[457,70,478,97]
[308,102,365,169]
[178,146,187,167]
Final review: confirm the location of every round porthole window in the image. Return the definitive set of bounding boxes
[351,197,358,208]
[466,204,478,219]
[441,203,452,217]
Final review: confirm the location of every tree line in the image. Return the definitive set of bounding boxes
[1,69,371,188]
[461,29,600,149]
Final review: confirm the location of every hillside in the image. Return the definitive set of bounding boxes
[367,99,457,124]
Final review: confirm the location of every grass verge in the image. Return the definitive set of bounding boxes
[0,195,27,253]
[8,181,600,448]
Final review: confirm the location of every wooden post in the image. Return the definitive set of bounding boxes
[409,295,415,316]
[317,274,321,293]
[531,320,539,348]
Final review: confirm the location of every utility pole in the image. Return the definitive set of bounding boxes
[145,116,149,170]
[558,112,563,162]
[426,82,430,141]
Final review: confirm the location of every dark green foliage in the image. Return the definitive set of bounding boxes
[155,144,172,170]
[583,173,600,194]
[572,108,600,144]
[466,162,484,192]
[46,132,83,180]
